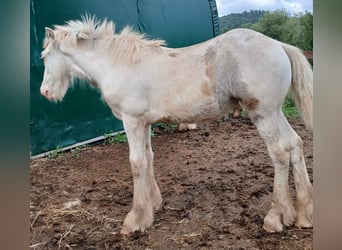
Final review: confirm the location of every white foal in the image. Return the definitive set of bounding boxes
[40,16,313,234]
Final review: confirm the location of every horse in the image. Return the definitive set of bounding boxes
[40,16,313,235]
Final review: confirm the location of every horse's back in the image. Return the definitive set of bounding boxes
[216,28,291,75]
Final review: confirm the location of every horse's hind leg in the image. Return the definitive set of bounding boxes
[251,110,298,232]
[289,130,313,228]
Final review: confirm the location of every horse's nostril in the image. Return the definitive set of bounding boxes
[41,87,49,98]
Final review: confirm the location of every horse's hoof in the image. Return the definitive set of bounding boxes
[263,210,283,233]
[120,224,139,235]
[295,208,313,228]
[178,123,197,131]
[120,208,153,235]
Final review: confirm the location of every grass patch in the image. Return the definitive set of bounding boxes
[104,132,128,144]
[69,145,87,158]
[48,146,64,160]
[104,129,157,145]
[158,123,179,130]
[282,94,300,118]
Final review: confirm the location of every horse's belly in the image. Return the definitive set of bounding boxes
[152,94,225,124]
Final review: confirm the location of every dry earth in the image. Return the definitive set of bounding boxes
[30,116,313,249]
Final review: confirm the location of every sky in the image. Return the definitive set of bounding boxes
[216,0,313,16]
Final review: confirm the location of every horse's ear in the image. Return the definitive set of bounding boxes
[45,27,55,40]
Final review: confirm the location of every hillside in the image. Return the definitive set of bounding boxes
[219,10,266,32]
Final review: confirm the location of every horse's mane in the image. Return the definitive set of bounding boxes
[47,15,166,65]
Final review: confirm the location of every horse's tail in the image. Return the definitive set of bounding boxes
[282,43,313,131]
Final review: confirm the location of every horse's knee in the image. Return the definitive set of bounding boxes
[269,143,291,167]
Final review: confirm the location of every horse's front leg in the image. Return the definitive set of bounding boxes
[145,126,162,211]
[120,118,160,234]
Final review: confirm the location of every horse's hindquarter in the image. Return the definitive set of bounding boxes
[213,29,292,107]
[186,28,293,119]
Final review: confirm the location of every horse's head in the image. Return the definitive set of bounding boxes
[40,27,80,102]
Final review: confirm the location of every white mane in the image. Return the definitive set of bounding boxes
[54,15,114,46]
[44,15,166,65]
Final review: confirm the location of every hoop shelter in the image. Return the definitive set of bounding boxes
[30,0,220,157]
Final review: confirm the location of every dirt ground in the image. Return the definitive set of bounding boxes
[30,116,313,250]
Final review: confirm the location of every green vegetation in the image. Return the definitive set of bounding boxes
[48,146,64,159]
[219,9,313,52]
[158,123,179,130]
[69,145,87,158]
[47,145,88,159]
[246,10,312,52]
[282,94,300,118]
[104,129,156,145]
[220,10,266,33]
[104,132,128,144]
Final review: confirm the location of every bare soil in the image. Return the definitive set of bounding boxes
[30,116,313,249]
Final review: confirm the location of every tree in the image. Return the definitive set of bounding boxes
[219,10,266,32]
[248,10,312,51]
[298,12,313,51]
[219,9,313,52]
[250,9,291,41]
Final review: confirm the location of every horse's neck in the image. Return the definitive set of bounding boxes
[65,40,162,90]
[66,46,112,87]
